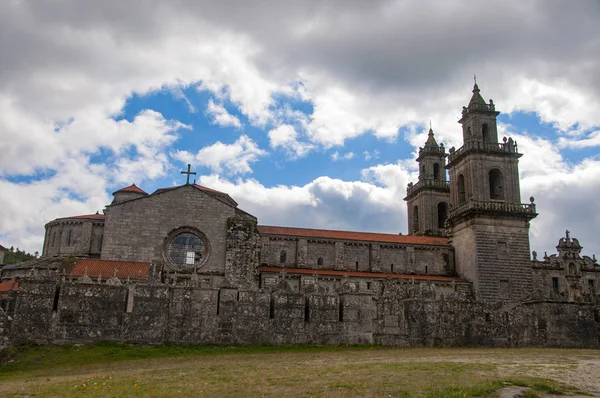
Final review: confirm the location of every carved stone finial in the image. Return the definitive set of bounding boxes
[503,136,507,143]
[532,251,537,261]
[566,229,570,240]
[530,196,535,204]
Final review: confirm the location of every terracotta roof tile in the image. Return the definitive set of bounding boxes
[115,184,148,195]
[0,279,19,293]
[72,259,151,280]
[258,267,468,283]
[257,225,449,246]
[55,213,106,221]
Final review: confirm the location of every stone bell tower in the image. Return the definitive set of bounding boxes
[446,83,537,302]
[404,126,451,236]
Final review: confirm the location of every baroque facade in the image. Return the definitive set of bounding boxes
[1,84,599,347]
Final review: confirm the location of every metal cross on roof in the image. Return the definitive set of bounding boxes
[181,164,197,185]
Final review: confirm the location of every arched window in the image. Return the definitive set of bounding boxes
[457,174,466,204]
[569,263,576,275]
[467,126,472,137]
[317,257,323,266]
[437,202,448,229]
[280,250,287,264]
[413,205,420,232]
[421,165,426,177]
[482,123,490,142]
[489,169,504,200]
[433,163,440,180]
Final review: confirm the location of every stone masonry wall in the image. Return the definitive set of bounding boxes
[6,279,600,348]
[101,186,235,274]
[261,237,454,276]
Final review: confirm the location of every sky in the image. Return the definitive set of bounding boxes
[0,0,599,258]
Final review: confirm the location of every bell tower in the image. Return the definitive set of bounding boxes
[446,83,537,302]
[404,126,450,236]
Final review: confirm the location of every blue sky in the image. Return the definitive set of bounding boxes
[1,0,599,257]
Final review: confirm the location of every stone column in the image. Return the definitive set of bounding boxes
[370,243,381,272]
[334,242,345,270]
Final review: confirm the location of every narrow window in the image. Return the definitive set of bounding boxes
[588,279,595,293]
[467,126,472,136]
[482,123,490,142]
[66,229,72,246]
[413,205,420,232]
[216,289,221,315]
[51,231,56,248]
[552,277,559,293]
[489,169,504,200]
[496,241,508,259]
[269,294,275,319]
[367,282,371,290]
[304,297,310,322]
[425,266,428,275]
[391,263,394,274]
[433,163,440,180]
[355,261,359,271]
[437,202,448,229]
[280,250,287,264]
[339,299,344,322]
[317,257,323,266]
[457,174,466,204]
[52,286,60,311]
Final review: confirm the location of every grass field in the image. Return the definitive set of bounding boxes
[0,343,598,397]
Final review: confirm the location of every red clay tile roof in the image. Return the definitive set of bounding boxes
[0,279,19,293]
[55,213,106,221]
[257,226,449,246]
[0,244,7,251]
[72,259,151,280]
[114,183,148,195]
[258,267,468,283]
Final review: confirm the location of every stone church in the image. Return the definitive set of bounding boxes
[1,84,599,347]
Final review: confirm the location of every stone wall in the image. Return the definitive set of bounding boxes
[4,278,599,348]
[260,237,453,276]
[43,219,104,258]
[101,186,235,274]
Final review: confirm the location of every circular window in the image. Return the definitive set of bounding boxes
[164,228,209,271]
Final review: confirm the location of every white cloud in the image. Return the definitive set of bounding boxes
[198,173,403,233]
[557,130,600,149]
[267,124,313,158]
[206,98,243,129]
[331,151,355,161]
[363,150,381,161]
[172,135,267,175]
[1,0,600,257]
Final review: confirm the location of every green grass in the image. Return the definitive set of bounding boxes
[0,344,594,397]
[0,341,379,376]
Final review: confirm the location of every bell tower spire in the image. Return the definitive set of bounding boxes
[404,125,450,236]
[446,82,537,302]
